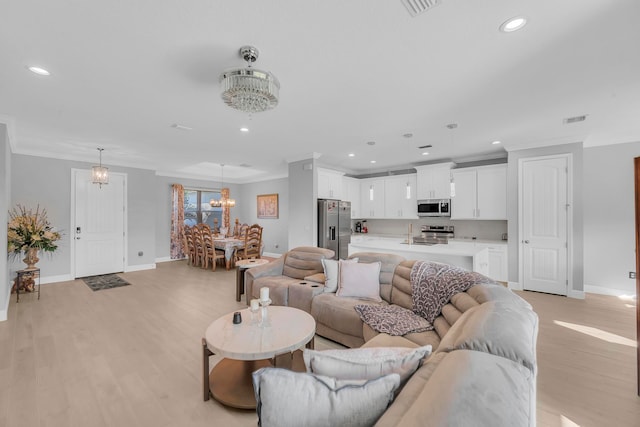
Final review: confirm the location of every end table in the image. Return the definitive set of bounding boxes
[235,259,269,302]
[15,268,41,303]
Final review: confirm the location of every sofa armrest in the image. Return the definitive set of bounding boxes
[245,257,285,305]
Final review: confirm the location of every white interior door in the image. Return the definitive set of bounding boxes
[520,156,569,295]
[73,170,125,277]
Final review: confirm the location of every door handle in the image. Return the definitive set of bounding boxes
[76,237,81,240]
[523,240,529,244]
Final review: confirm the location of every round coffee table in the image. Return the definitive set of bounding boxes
[202,306,316,409]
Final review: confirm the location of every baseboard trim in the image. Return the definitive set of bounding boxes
[125,263,156,272]
[41,274,74,285]
[155,256,179,263]
[0,282,11,322]
[568,289,585,299]
[508,281,523,291]
[584,284,635,297]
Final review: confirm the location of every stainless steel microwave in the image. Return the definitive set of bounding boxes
[417,199,451,217]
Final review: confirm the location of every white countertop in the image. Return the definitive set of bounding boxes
[349,237,507,257]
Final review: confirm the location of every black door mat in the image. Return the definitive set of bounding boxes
[81,274,130,291]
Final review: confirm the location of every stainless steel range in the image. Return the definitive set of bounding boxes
[412,225,454,245]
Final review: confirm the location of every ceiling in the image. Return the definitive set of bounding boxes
[1,0,639,183]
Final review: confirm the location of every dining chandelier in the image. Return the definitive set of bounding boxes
[210,164,236,208]
[92,148,109,188]
[219,45,279,114]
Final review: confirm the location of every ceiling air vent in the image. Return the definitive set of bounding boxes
[402,0,442,17]
[563,115,587,124]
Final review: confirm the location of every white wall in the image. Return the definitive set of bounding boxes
[10,154,158,279]
[288,159,317,249]
[507,143,584,295]
[583,141,640,295]
[0,126,10,321]
[237,177,289,255]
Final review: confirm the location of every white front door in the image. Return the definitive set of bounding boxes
[73,169,125,277]
[520,155,570,295]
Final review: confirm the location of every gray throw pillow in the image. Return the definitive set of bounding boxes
[252,367,400,427]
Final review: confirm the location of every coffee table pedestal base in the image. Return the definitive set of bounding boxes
[209,358,271,409]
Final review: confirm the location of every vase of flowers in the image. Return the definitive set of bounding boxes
[7,204,61,270]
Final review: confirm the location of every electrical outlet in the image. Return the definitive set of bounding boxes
[629,272,636,279]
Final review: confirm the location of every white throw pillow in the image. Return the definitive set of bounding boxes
[336,260,382,301]
[321,257,358,293]
[303,345,432,386]
[252,367,400,427]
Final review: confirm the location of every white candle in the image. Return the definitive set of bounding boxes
[260,287,269,302]
[250,299,259,311]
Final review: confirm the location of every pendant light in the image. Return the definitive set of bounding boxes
[209,164,236,207]
[92,148,109,188]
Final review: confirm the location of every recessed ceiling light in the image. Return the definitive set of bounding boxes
[170,123,193,131]
[422,152,430,156]
[370,160,377,164]
[500,16,527,33]
[27,66,50,76]
[240,127,249,132]
[491,140,501,145]
[348,153,355,157]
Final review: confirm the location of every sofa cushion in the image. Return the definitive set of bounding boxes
[251,276,301,306]
[337,261,382,302]
[435,300,539,372]
[281,246,334,280]
[312,293,387,339]
[303,345,432,386]
[362,325,442,349]
[375,350,534,427]
[252,367,400,427]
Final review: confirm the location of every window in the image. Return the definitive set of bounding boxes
[184,189,222,228]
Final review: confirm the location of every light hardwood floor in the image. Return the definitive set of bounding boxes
[0,261,638,427]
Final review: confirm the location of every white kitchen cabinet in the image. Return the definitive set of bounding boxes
[415,163,454,200]
[317,168,344,199]
[342,177,361,219]
[451,164,507,220]
[383,175,417,219]
[472,243,508,282]
[359,178,385,218]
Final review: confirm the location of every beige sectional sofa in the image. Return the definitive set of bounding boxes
[245,249,538,427]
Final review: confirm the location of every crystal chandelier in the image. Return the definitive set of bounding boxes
[92,148,109,188]
[210,164,236,208]
[219,46,279,113]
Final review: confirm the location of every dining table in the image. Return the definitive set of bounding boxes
[212,237,245,270]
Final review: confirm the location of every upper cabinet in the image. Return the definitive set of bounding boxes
[359,178,386,218]
[451,164,507,220]
[342,177,361,219]
[384,175,418,219]
[415,163,454,200]
[317,168,344,199]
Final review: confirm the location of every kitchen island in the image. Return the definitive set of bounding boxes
[348,235,508,282]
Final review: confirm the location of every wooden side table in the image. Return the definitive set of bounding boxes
[235,258,269,302]
[15,268,41,303]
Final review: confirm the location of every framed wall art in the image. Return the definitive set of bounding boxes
[257,193,279,219]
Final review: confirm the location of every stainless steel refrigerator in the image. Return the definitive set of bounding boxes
[318,199,351,259]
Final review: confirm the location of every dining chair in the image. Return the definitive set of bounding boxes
[192,228,206,267]
[183,226,196,265]
[203,232,224,271]
[235,224,263,262]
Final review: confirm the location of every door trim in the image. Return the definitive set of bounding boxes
[70,168,128,278]
[517,153,574,296]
